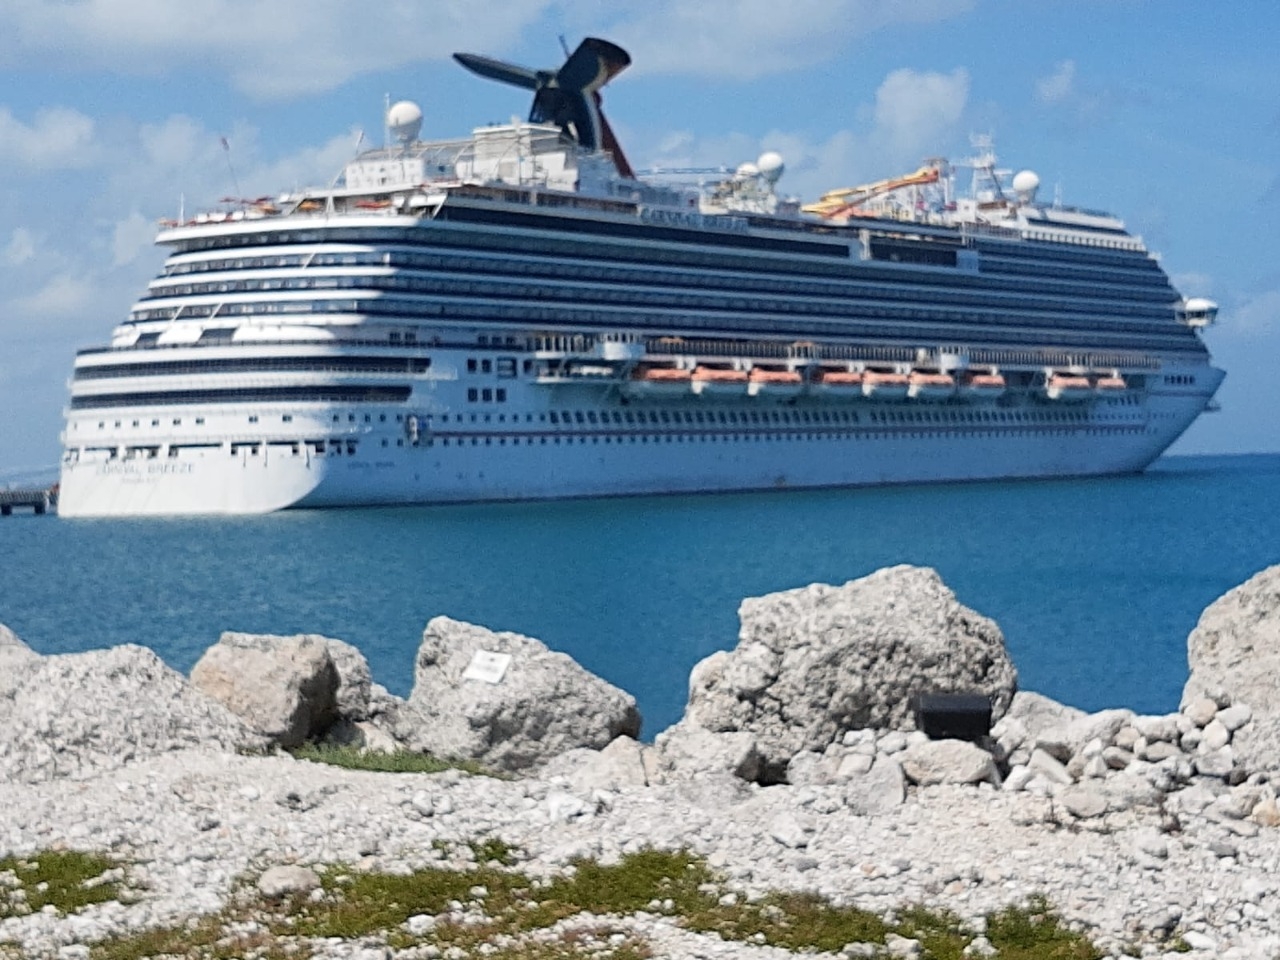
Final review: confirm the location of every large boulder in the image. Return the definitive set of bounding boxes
[403,616,641,773]
[680,566,1017,779]
[190,632,340,749]
[0,644,263,784]
[1183,565,1280,773]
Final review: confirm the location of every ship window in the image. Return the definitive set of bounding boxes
[549,412,559,424]
[467,359,478,373]
[482,388,492,402]
[195,417,205,425]
[481,359,492,373]
[468,388,478,402]
[379,414,386,422]
[496,389,506,402]
[248,415,258,424]
[587,412,598,424]
[497,358,516,378]
[574,411,585,423]
[282,415,292,423]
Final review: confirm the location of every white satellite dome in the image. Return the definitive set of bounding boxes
[387,100,423,144]
[1012,169,1040,201]
[756,151,785,183]
[736,161,760,179]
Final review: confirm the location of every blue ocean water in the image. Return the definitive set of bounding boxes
[2,453,1277,736]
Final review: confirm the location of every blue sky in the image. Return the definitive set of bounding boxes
[1,0,1276,481]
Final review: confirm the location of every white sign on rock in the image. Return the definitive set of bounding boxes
[462,650,512,684]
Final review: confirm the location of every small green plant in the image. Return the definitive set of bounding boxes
[0,851,123,918]
[470,836,519,866]
[288,742,493,776]
[986,894,1103,959]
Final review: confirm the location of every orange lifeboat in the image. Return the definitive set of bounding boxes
[862,370,910,400]
[624,366,692,399]
[1045,374,1092,402]
[907,371,955,401]
[809,369,864,401]
[691,366,748,398]
[959,371,1006,400]
[748,368,804,398]
[1094,374,1126,392]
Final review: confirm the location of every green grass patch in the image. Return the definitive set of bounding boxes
[987,894,1103,960]
[288,742,493,776]
[0,851,123,918]
[52,846,1110,960]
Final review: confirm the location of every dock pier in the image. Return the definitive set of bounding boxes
[0,486,57,516]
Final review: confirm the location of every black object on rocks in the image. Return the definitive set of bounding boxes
[914,692,993,741]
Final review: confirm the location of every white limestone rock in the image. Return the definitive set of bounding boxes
[538,736,653,792]
[843,757,907,814]
[257,865,320,900]
[653,721,761,783]
[1003,691,1085,741]
[900,739,999,786]
[404,617,641,774]
[1183,565,1280,772]
[681,566,1016,780]
[0,644,263,784]
[1036,708,1134,764]
[322,637,376,722]
[190,632,340,749]
[0,623,41,701]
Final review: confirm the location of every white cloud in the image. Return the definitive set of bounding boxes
[1036,59,1076,104]
[0,1,974,97]
[0,106,96,169]
[15,273,96,321]
[0,0,555,100]
[1229,289,1280,336]
[1170,271,1213,296]
[4,228,35,265]
[871,68,969,158]
[637,66,969,203]
[600,0,973,80]
[112,212,156,267]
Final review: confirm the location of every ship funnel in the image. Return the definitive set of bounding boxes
[453,37,634,177]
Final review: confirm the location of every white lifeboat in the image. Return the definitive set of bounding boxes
[624,365,691,398]
[907,371,955,401]
[862,370,910,400]
[1045,373,1092,402]
[748,367,804,399]
[691,365,749,398]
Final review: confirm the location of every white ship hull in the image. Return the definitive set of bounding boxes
[58,358,1223,516]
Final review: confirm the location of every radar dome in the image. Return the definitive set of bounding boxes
[736,161,759,179]
[756,151,785,183]
[387,100,423,144]
[1012,169,1040,201]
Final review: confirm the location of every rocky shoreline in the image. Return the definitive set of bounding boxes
[4,564,1280,959]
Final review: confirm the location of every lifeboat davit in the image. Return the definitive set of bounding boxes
[624,366,691,398]
[810,368,863,400]
[862,370,910,400]
[958,371,1006,400]
[907,371,955,401]
[691,366,748,398]
[748,368,804,399]
[1045,374,1092,402]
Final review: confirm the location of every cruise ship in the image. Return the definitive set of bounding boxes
[58,38,1223,517]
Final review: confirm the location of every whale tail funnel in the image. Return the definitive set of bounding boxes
[453,37,634,178]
